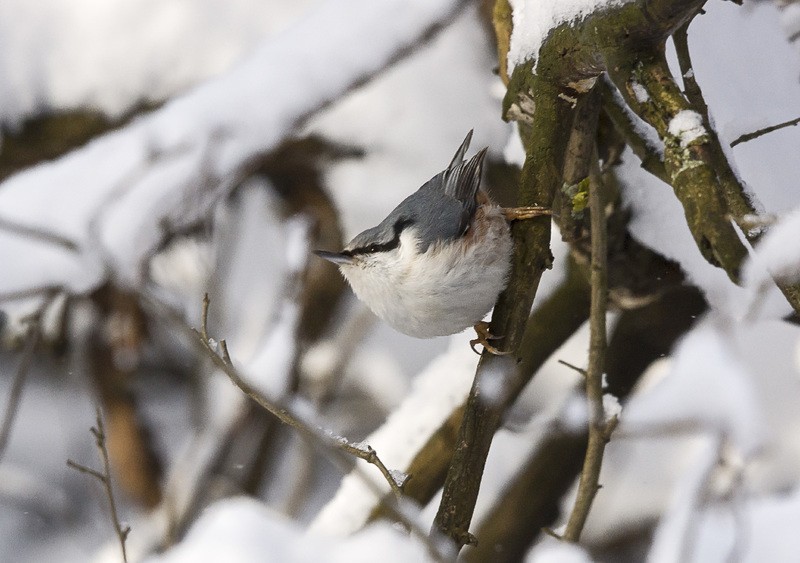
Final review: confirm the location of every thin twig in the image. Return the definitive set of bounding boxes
[0,319,42,462]
[730,116,800,148]
[200,292,210,343]
[0,216,79,251]
[67,408,130,563]
[66,459,107,482]
[138,290,448,560]
[563,154,613,543]
[191,293,405,498]
[557,359,588,377]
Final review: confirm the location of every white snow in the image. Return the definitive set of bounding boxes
[603,393,622,421]
[779,4,800,49]
[309,335,477,536]
[0,0,317,127]
[743,205,800,298]
[0,0,466,302]
[647,436,721,563]
[630,81,650,103]
[479,355,520,406]
[507,0,629,73]
[667,110,706,147]
[559,390,590,432]
[3,1,800,561]
[622,322,766,457]
[504,122,527,167]
[148,496,428,563]
[691,487,800,562]
[526,538,593,562]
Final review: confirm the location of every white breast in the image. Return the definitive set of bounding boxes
[339,206,512,338]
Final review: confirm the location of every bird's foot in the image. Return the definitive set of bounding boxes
[501,206,552,221]
[470,321,511,356]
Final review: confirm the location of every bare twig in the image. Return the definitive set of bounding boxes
[557,359,588,377]
[67,408,130,563]
[193,297,406,499]
[730,116,800,148]
[138,290,450,559]
[0,318,42,462]
[563,155,614,543]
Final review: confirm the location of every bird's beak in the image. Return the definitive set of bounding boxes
[313,250,355,265]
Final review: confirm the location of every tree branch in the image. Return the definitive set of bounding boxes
[563,155,615,542]
[598,77,668,184]
[430,0,703,548]
[432,68,579,549]
[606,51,748,282]
[0,216,79,251]
[368,259,591,526]
[140,290,452,559]
[671,21,800,314]
[730,116,800,148]
[195,292,405,500]
[0,315,42,462]
[466,286,705,561]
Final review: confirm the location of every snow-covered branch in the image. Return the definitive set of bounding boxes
[0,0,466,305]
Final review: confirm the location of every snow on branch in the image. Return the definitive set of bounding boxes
[507,0,630,73]
[310,338,477,537]
[0,0,466,301]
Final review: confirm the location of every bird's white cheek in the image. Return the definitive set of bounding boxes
[338,258,393,307]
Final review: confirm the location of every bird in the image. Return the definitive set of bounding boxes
[315,130,550,354]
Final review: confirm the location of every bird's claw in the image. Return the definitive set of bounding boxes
[470,321,512,356]
[501,206,552,221]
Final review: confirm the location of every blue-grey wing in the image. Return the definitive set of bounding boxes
[345,185,466,254]
[447,129,473,171]
[442,147,486,218]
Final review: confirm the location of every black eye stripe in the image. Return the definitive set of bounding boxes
[349,218,413,256]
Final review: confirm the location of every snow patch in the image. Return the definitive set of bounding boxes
[603,393,622,421]
[668,110,706,147]
[622,322,766,457]
[309,335,477,536]
[630,81,649,103]
[526,537,593,562]
[743,205,800,291]
[149,496,428,562]
[504,122,527,167]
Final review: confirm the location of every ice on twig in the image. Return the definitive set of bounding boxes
[388,469,409,489]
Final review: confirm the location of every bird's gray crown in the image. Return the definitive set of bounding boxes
[345,130,487,255]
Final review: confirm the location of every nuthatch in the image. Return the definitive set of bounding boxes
[315,131,549,354]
